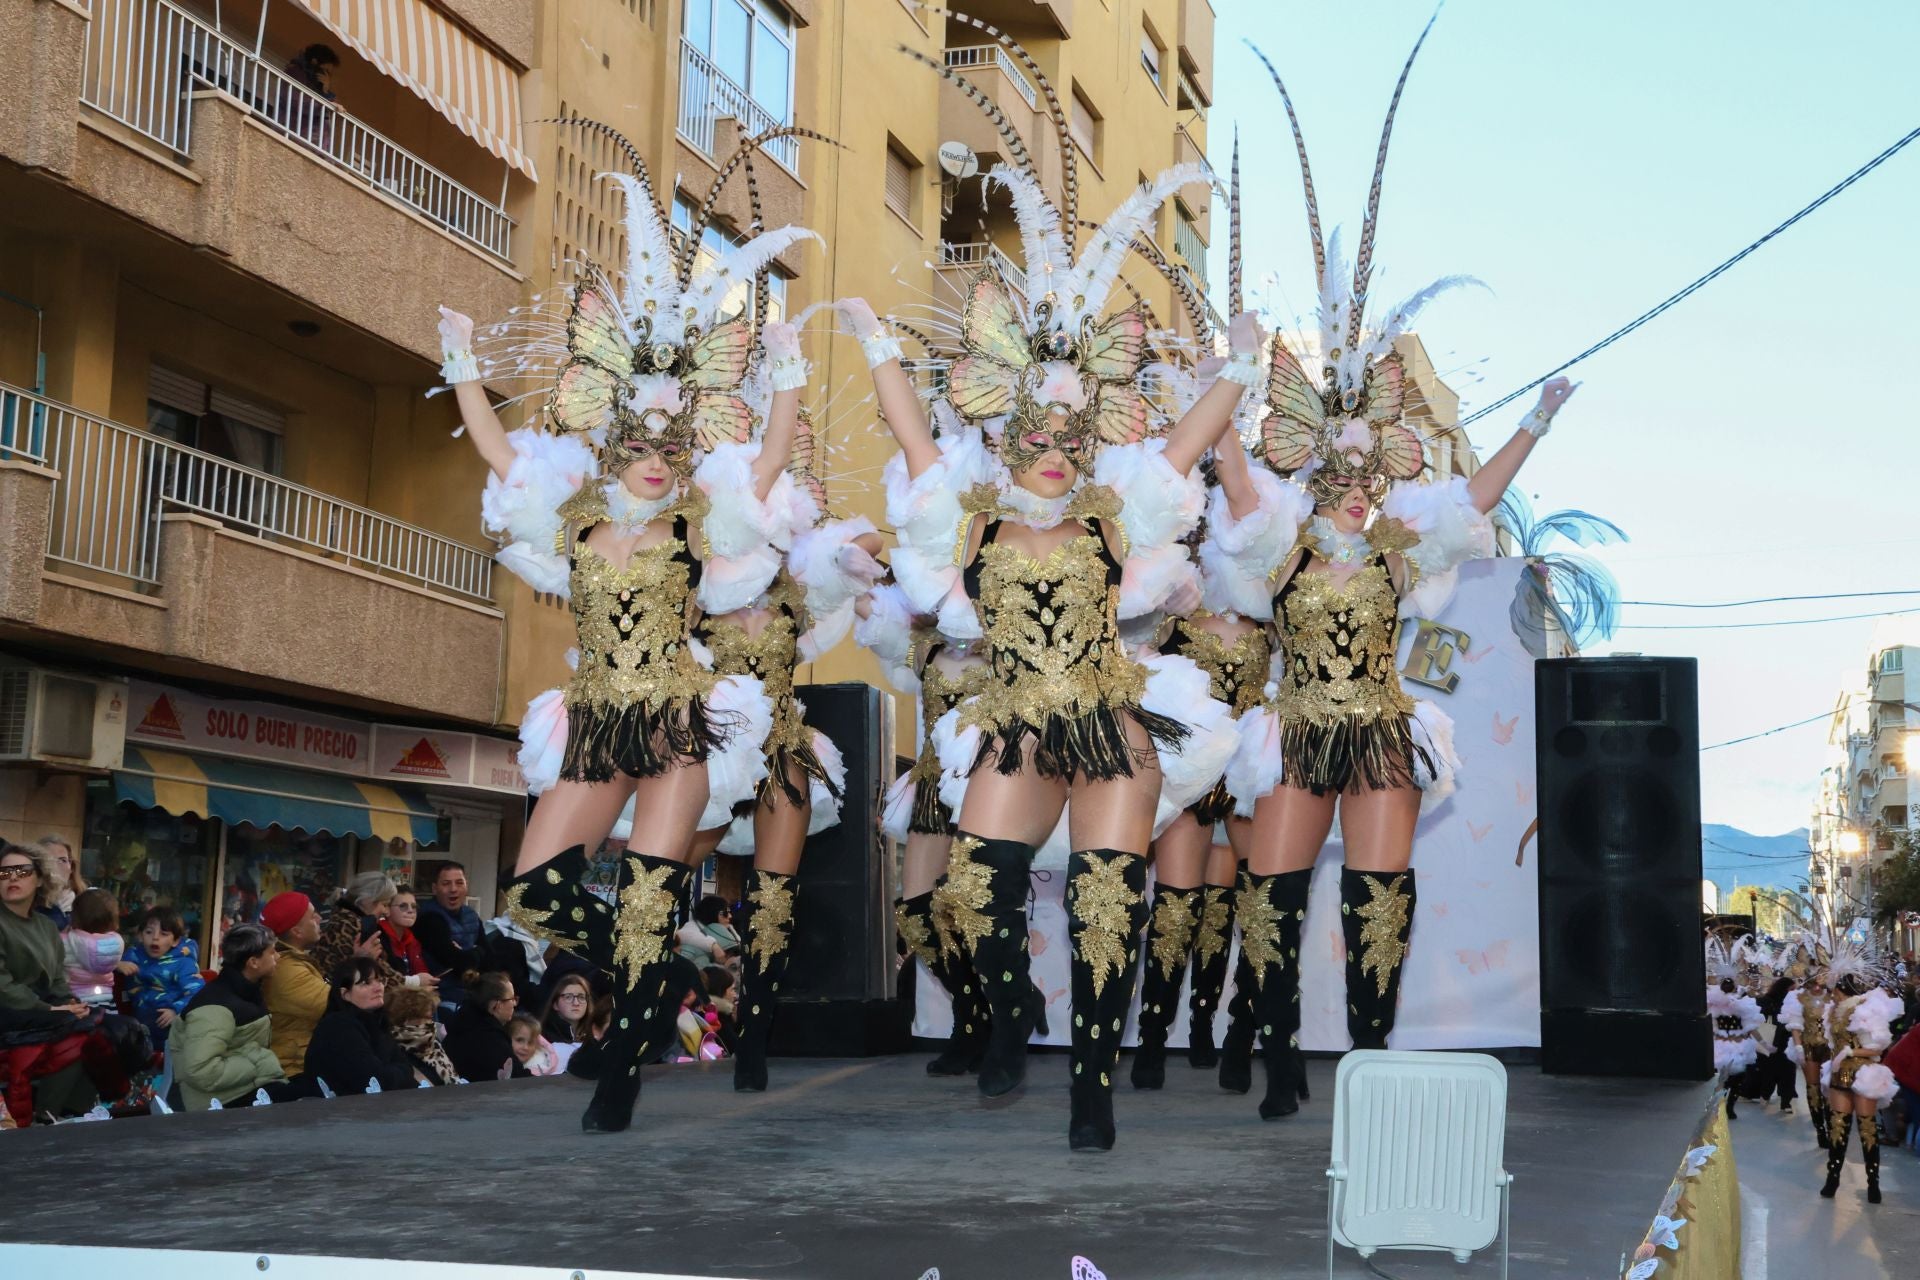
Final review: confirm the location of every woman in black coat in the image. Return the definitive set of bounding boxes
[443,971,528,1084]
[304,957,419,1095]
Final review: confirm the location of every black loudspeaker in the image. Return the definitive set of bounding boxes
[1534,657,1712,1079]
[769,682,910,1056]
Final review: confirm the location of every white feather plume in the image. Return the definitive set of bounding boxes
[984,164,1069,320]
[1361,274,1486,363]
[605,173,680,337]
[682,225,823,336]
[1061,163,1211,329]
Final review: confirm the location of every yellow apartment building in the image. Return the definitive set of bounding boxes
[0,0,1219,949]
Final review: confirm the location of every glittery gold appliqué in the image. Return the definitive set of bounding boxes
[895,901,938,969]
[1355,873,1412,998]
[1194,887,1233,967]
[566,536,714,714]
[703,573,810,753]
[1236,872,1285,986]
[746,873,796,970]
[502,883,584,955]
[1175,621,1273,717]
[1069,852,1143,998]
[1148,889,1200,981]
[612,859,679,991]
[1273,556,1417,729]
[935,836,993,957]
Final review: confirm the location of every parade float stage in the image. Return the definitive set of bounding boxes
[0,1053,1720,1280]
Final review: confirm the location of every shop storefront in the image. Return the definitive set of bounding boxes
[78,680,527,956]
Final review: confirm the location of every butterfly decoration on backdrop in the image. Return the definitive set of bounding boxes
[1455,940,1511,975]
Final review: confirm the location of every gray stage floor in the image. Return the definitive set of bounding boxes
[0,1053,1715,1279]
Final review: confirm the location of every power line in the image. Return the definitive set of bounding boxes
[1619,606,1920,631]
[1460,122,1920,428]
[1701,711,1831,751]
[1623,589,1920,609]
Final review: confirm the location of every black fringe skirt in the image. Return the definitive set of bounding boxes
[756,738,843,810]
[1187,778,1235,827]
[1279,711,1430,796]
[560,696,729,784]
[908,759,952,836]
[970,703,1189,783]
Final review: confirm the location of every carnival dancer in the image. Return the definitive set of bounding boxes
[1782,941,1836,1149]
[1704,939,1763,1119]
[841,115,1247,1155]
[1209,23,1578,1121]
[681,396,885,1093]
[440,119,826,1133]
[1817,943,1901,1204]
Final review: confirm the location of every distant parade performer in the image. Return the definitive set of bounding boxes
[440,118,833,1133]
[1811,939,1901,1204]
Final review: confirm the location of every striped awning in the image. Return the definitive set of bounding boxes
[114,747,440,845]
[290,0,539,180]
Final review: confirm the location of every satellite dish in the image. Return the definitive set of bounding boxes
[938,141,980,180]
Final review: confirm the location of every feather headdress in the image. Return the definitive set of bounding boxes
[1248,13,1472,504]
[900,11,1207,470]
[472,117,827,475]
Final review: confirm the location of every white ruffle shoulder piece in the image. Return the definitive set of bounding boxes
[1847,988,1903,1053]
[928,703,1069,868]
[1138,652,1239,837]
[1119,543,1201,622]
[855,583,920,695]
[1197,462,1313,622]
[790,516,882,660]
[1093,438,1206,557]
[693,442,820,616]
[481,429,599,597]
[1381,476,1497,619]
[1779,989,1804,1030]
[884,431,991,632]
[880,771,915,843]
[714,724,848,855]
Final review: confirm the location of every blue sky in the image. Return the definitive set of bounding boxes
[1207,1,1920,836]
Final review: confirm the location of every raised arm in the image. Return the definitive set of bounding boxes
[839,298,938,477]
[753,320,806,500]
[438,307,514,478]
[1210,412,1261,520]
[1160,312,1266,476]
[1465,378,1577,513]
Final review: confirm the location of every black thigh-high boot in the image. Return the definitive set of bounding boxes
[734,868,797,1093]
[1219,941,1258,1094]
[1810,1091,1831,1149]
[936,834,1046,1098]
[1186,885,1234,1070]
[502,845,617,972]
[1821,1111,1853,1197]
[584,852,694,1133]
[896,889,989,1075]
[1130,884,1202,1090]
[1341,867,1417,1050]
[1242,868,1312,1120]
[1066,848,1151,1151]
[1861,1113,1882,1204]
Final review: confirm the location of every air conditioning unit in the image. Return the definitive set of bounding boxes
[0,665,128,769]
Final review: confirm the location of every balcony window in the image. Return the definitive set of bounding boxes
[1882,649,1904,673]
[1141,29,1165,92]
[886,141,920,221]
[684,0,794,127]
[1071,85,1102,167]
[148,366,283,476]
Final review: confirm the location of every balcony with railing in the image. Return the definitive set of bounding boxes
[939,42,1058,191]
[945,45,1041,111]
[677,39,800,173]
[1174,216,1209,290]
[0,381,503,724]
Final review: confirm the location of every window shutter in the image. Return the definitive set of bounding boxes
[209,389,286,436]
[885,147,913,218]
[148,366,207,415]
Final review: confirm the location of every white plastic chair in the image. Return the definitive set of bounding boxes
[1326,1049,1513,1278]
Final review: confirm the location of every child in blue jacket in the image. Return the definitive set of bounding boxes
[125,906,204,1046]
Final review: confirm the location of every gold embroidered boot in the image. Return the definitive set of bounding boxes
[1066,848,1150,1152]
[1862,1114,1881,1204]
[940,834,1046,1098]
[898,887,989,1076]
[585,852,693,1133]
[734,868,797,1093]
[1341,868,1416,1050]
[1186,884,1234,1071]
[1244,868,1312,1120]
[1820,1112,1853,1197]
[501,845,615,971]
[1130,884,1202,1090]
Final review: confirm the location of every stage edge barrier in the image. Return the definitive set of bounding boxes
[1616,1087,1740,1278]
[0,1245,736,1280]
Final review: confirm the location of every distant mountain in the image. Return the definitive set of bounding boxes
[1701,824,1811,904]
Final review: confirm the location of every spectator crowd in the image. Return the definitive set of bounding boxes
[1,839,742,1126]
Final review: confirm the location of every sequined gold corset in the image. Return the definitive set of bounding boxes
[1826,993,1881,1090]
[701,573,808,754]
[566,525,712,714]
[1800,990,1830,1048]
[961,523,1145,733]
[1273,552,1416,729]
[912,649,987,781]
[1172,618,1271,718]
